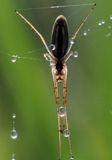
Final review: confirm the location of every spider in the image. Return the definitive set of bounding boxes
[16,3,96,159]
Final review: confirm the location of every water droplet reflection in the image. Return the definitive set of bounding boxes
[98,19,105,26]
[12,113,16,119]
[70,40,74,45]
[110,15,112,20]
[101,19,105,24]
[70,155,75,160]
[98,21,102,26]
[10,129,18,139]
[59,106,65,117]
[10,113,18,140]
[63,129,70,138]
[73,51,79,58]
[10,55,18,63]
[83,31,87,36]
[50,44,55,51]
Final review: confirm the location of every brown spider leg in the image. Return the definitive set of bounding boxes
[15,11,55,60]
[51,65,61,160]
[62,65,73,156]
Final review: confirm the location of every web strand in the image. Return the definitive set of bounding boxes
[16,3,95,11]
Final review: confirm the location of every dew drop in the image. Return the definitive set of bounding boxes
[98,19,105,26]
[98,21,102,26]
[70,155,75,160]
[10,55,18,63]
[63,129,70,138]
[70,40,75,45]
[101,19,105,24]
[10,129,18,139]
[73,51,79,58]
[59,106,65,117]
[110,15,112,20]
[50,44,55,51]
[12,113,16,119]
[83,31,87,36]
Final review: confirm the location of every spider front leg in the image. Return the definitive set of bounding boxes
[62,3,96,62]
[51,65,62,160]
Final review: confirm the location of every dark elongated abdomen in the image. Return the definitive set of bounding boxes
[51,15,69,60]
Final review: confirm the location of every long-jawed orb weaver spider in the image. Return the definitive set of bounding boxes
[15,3,96,160]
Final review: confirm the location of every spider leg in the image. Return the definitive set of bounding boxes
[71,3,96,41]
[62,65,74,157]
[62,3,96,62]
[51,65,61,160]
[15,11,55,60]
[64,51,74,62]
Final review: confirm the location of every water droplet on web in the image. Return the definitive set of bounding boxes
[63,129,70,138]
[83,31,87,36]
[10,55,18,63]
[10,129,18,139]
[98,19,105,26]
[101,19,105,24]
[98,21,102,26]
[110,15,112,20]
[10,113,18,140]
[70,155,75,160]
[70,40,75,45]
[59,106,65,117]
[50,44,55,51]
[73,51,79,58]
[12,113,16,119]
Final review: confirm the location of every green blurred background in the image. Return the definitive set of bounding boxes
[0,0,112,160]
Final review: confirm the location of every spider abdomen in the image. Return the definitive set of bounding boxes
[51,15,69,60]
